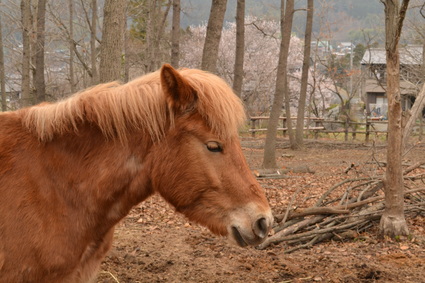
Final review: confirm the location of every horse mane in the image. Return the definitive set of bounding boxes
[20,68,246,143]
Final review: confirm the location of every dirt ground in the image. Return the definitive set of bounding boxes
[97,138,425,283]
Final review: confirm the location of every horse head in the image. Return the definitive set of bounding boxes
[150,64,273,247]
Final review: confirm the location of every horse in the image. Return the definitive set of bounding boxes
[0,64,273,283]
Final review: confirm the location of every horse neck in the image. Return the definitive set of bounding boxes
[46,125,155,233]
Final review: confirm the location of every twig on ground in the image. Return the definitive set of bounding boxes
[259,169,425,252]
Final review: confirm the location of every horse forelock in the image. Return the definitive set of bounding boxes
[20,68,245,142]
[178,68,246,140]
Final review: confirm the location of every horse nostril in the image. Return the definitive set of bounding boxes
[254,217,268,239]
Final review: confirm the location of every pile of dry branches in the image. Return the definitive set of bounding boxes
[258,162,425,252]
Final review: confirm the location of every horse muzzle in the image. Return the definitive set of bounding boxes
[228,209,273,247]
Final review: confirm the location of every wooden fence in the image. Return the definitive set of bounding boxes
[248,116,425,142]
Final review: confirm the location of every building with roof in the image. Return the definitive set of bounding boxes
[360,46,423,118]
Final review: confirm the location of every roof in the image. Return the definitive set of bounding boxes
[364,79,419,95]
[361,46,423,65]
[339,42,353,47]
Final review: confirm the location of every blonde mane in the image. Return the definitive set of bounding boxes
[20,68,246,143]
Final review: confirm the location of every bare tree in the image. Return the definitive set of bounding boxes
[144,0,171,72]
[21,0,32,106]
[99,0,127,83]
[170,0,180,68]
[403,83,425,147]
[232,0,245,97]
[295,0,314,148]
[262,0,295,168]
[34,0,46,103]
[91,0,98,84]
[124,13,130,83]
[145,0,156,72]
[0,0,6,111]
[379,0,410,238]
[403,4,425,147]
[47,1,95,90]
[201,0,228,74]
[68,0,75,93]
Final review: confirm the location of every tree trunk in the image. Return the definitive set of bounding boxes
[155,2,171,68]
[232,0,245,98]
[170,0,180,68]
[34,0,46,103]
[99,0,127,83]
[201,0,227,74]
[69,0,75,93]
[21,0,32,106]
[0,0,6,111]
[262,0,295,168]
[145,0,155,72]
[91,0,98,85]
[403,42,425,147]
[145,0,171,72]
[379,0,410,238]
[403,83,425,148]
[124,15,130,83]
[284,77,295,146]
[295,0,313,148]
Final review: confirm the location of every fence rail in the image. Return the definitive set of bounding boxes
[248,116,425,142]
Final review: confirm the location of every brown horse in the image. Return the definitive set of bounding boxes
[0,64,273,282]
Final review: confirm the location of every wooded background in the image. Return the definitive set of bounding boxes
[0,0,423,113]
[0,0,424,237]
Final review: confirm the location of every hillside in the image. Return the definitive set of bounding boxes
[181,0,384,42]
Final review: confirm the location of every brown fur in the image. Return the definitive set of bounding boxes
[0,64,272,282]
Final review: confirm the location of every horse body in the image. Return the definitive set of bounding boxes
[0,65,273,282]
[0,120,151,282]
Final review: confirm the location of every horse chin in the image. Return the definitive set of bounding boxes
[228,226,265,247]
[231,226,248,247]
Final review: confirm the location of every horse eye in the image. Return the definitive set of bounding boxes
[206,141,223,153]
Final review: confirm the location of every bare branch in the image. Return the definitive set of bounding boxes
[47,2,93,77]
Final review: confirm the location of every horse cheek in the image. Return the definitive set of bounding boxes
[150,142,200,208]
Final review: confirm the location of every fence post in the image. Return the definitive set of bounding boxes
[344,120,348,141]
[251,118,256,138]
[314,119,320,139]
[365,120,370,143]
[385,124,388,141]
[282,117,287,137]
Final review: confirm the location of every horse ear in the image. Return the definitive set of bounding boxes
[160,64,197,114]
